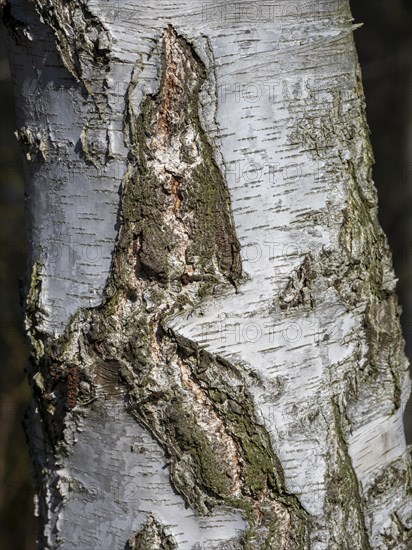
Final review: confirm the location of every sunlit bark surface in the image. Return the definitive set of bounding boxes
[2,0,411,548]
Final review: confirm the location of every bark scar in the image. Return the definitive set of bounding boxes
[25,25,310,549]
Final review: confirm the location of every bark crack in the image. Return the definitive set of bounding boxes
[25,25,310,549]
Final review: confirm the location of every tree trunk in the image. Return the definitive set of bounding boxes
[2,0,411,548]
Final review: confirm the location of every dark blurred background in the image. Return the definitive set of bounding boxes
[0,14,37,550]
[0,1,411,548]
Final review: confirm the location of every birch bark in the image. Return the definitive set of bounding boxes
[2,0,411,548]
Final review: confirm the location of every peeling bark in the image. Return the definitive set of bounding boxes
[2,0,412,548]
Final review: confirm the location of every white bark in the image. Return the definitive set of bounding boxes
[2,0,411,548]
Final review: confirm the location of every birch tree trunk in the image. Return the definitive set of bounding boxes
[2,0,412,548]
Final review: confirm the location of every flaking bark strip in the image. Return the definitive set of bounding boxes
[25,261,46,363]
[15,126,49,161]
[25,25,311,548]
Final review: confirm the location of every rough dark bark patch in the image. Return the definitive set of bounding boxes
[32,0,113,166]
[127,516,177,550]
[24,25,310,548]
[278,254,315,310]
[33,0,111,95]
[118,24,242,290]
[324,399,371,549]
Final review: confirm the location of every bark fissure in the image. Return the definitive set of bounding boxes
[25,24,310,549]
[278,254,315,310]
[121,24,241,289]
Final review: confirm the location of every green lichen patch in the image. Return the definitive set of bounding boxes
[173,336,283,496]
